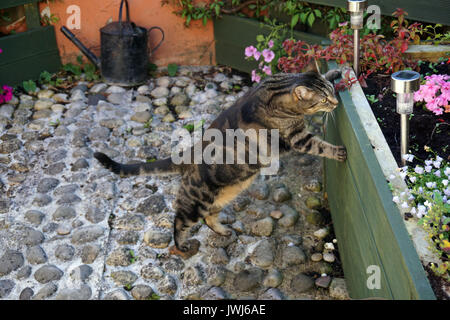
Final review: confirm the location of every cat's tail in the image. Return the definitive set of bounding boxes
[93,152,181,177]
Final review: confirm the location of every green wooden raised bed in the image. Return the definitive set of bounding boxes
[214,14,330,74]
[0,0,61,86]
[324,61,436,300]
[300,0,450,26]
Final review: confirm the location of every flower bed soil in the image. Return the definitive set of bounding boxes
[362,62,450,300]
[362,62,450,166]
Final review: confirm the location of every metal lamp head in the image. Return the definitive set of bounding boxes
[347,0,367,29]
[391,70,421,114]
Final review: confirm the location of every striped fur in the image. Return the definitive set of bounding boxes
[94,69,346,256]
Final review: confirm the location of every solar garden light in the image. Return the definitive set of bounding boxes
[391,70,421,166]
[347,0,367,77]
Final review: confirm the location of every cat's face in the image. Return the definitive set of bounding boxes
[292,72,339,115]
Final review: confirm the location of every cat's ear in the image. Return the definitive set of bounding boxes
[302,59,320,74]
[324,68,342,82]
[294,86,315,101]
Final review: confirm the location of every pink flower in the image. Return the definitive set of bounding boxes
[268,40,274,48]
[262,65,272,76]
[253,50,261,61]
[0,48,3,54]
[251,70,261,83]
[245,46,257,58]
[262,49,275,63]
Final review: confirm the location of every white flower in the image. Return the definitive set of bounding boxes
[447,200,450,205]
[434,170,441,178]
[392,196,400,203]
[444,167,450,176]
[408,194,415,200]
[444,196,448,203]
[332,239,337,244]
[436,156,443,162]
[401,202,409,209]
[425,160,433,166]
[417,212,424,218]
[409,176,417,183]
[417,205,427,215]
[425,165,432,173]
[433,161,441,169]
[389,174,396,180]
[410,207,417,215]
[321,273,327,277]
[415,166,424,174]
[426,182,436,189]
[403,154,414,162]
[324,242,335,250]
[400,172,407,180]
[443,179,449,187]
[418,187,424,194]
[445,188,450,197]
[424,200,432,208]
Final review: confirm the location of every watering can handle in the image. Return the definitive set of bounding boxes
[118,0,130,24]
[148,26,165,53]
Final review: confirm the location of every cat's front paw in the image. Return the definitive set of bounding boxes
[334,146,347,162]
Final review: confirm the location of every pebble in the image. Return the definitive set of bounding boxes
[249,183,270,200]
[32,283,58,300]
[329,278,349,300]
[81,244,100,264]
[251,217,274,237]
[0,250,24,276]
[281,246,306,267]
[131,111,152,123]
[55,244,75,261]
[106,247,133,267]
[278,205,299,228]
[103,289,130,300]
[55,285,92,300]
[71,225,104,244]
[136,195,166,216]
[53,206,76,221]
[323,252,336,263]
[313,228,330,239]
[19,287,34,300]
[249,239,274,268]
[24,210,45,226]
[110,270,138,286]
[34,99,53,111]
[290,274,314,293]
[311,253,323,262]
[233,268,263,292]
[263,269,283,288]
[315,276,332,289]
[34,265,64,283]
[143,230,172,248]
[150,86,169,99]
[26,246,48,265]
[273,186,291,202]
[305,196,321,209]
[131,285,154,300]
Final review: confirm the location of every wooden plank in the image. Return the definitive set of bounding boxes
[24,2,40,30]
[300,0,450,25]
[325,119,393,299]
[325,60,435,299]
[0,0,40,10]
[214,14,329,73]
[0,26,61,86]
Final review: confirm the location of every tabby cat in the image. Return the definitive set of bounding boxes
[94,68,346,257]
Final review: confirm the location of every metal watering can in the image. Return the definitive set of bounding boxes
[61,0,164,86]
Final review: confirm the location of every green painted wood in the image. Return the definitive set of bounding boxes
[0,0,40,10]
[325,61,435,299]
[214,14,329,73]
[301,0,450,25]
[0,26,61,86]
[23,2,40,30]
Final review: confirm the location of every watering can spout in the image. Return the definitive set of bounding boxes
[60,26,101,69]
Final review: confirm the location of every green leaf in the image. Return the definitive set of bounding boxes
[167,63,178,77]
[314,9,322,18]
[307,12,315,27]
[291,14,300,29]
[22,80,37,93]
[256,34,265,42]
[300,12,307,24]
